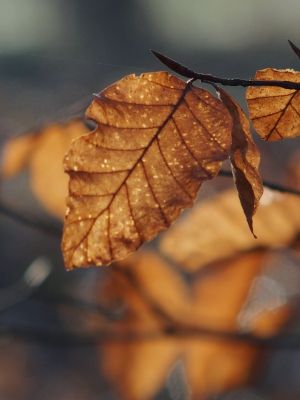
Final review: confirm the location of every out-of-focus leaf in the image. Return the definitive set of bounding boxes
[160,189,300,271]
[218,88,263,234]
[246,68,300,141]
[62,72,232,269]
[1,119,89,219]
[100,251,290,400]
[1,132,37,177]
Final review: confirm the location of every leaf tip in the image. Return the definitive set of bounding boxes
[150,49,196,79]
[288,39,300,60]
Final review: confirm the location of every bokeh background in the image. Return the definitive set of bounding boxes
[1,1,300,399]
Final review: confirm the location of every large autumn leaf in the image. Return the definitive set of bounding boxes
[62,72,232,269]
[161,188,300,271]
[246,68,300,141]
[217,88,263,234]
[99,251,290,400]
[1,119,89,219]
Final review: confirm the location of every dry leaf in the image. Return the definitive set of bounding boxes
[1,119,89,219]
[100,251,290,400]
[62,72,232,269]
[161,188,300,271]
[218,88,263,234]
[246,68,300,141]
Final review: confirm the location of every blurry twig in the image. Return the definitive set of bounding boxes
[35,292,124,321]
[1,172,300,236]
[0,170,300,237]
[219,170,300,196]
[0,258,51,313]
[1,323,300,349]
[0,257,124,320]
[0,199,62,236]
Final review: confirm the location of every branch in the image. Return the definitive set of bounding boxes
[151,49,300,90]
[0,199,61,237]
[1,323,300,349]
[219,170,300,196]
[1,171,300,235]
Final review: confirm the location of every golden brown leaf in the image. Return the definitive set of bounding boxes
[246,68,300,141]
[100,251,290,400]
[1,132,37,177]
[218,88,263,234]
[62,72,232,269]
[1,119,89,219]
[161,188,300,271]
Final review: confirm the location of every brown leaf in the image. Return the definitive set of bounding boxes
[218,88,263,234]
[62,72,232,269]
[161,188,300,271]
[246,68,300,141]
[100,250,290,400]
[1,119,89,219]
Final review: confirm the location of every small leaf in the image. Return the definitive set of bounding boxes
[246,68,300,140]
[288,40,300,61]
[218,88,263,235]
[62,72,232,269]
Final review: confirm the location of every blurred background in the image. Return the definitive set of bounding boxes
[1,1,300,399]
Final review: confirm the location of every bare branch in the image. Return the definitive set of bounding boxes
[151,49,300,90]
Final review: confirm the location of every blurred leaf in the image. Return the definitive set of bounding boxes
[62,71,232,269]
[1,132,37,177]
[100,251,290,400]
[161,189,300,271]
[246,68,300,140]
[1,119,89,219]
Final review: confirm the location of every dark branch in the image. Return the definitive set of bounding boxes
[219,170,300,196]
[1,323,300,349]
[0,200,62,237]
[151,49,300,90]
[1,170,300,235]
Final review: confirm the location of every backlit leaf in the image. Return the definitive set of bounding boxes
[218,88,263,234]
[62,72,232,269]
[246,68,300,141]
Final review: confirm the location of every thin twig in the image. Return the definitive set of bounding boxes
[0,200,61,237]
[1,171,300,236]
[219,170,300,196]
[1,323,300,349]
[151,49,300,90]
